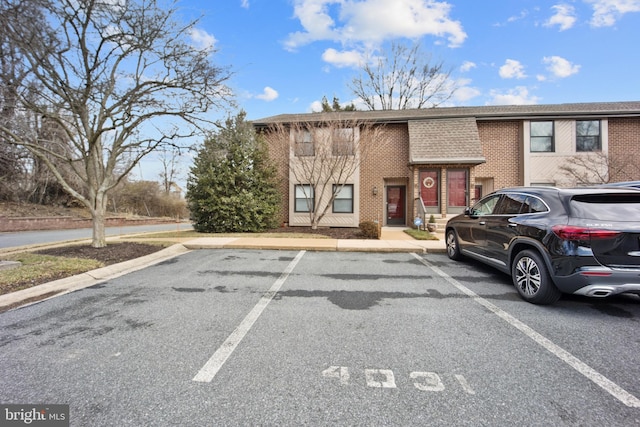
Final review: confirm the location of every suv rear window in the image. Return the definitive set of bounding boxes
[570,194,640,220]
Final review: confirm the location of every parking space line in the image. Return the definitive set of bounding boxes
[412,253,640,408]
[193,250,306,383]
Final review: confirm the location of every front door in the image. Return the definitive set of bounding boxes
[386,186,406,225]
[447,169,469,214]
[419,169,440,213]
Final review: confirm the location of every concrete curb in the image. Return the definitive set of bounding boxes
[0,244,191,311]
[182,237,447,254]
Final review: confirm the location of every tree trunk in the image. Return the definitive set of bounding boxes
[90,192,108,248]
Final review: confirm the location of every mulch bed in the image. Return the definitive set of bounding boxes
[35,242,164,265]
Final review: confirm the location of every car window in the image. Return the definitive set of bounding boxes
[570,194,640,220]
[470,194,501,216]
[494,193,526,215]
[521,196,548,213]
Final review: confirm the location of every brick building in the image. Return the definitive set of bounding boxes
[253,101,640,228]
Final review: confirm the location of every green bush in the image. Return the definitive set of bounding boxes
[359,220,381,239]
[186,112,281,233]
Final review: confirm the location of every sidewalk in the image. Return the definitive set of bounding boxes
[182,227,445,253]
[0,227,446,311]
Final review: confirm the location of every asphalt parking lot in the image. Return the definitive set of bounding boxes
[1,249,639,426]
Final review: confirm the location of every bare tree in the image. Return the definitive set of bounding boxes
[264,117,388,229]
[558,151,640,186]
[348,41,456,110]
[0,0,232,247]
[158,147,183,195]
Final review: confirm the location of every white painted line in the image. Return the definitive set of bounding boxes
[455,374,476,395]
[193,250,306,383]
[412,253,640,408]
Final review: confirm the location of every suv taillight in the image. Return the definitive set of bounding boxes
[552,225,620,241]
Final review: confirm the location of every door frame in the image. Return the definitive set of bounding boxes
[446,168,470,214]
[419,169,441,214]
[386,185,406,226]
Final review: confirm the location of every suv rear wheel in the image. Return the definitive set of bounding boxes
[512,250,561,304]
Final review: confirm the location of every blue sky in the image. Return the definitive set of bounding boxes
[190,0,640,120]
[134,0,640,185]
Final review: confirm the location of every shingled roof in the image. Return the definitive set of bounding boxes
[408,118,485,165]
[253,101,640,166]
[252,101,640,126]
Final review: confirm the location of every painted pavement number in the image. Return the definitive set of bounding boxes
[322,366,476,395]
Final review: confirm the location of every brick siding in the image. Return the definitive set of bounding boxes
[475,121,522,190]
[359,124,411,224]
[608,117,640,182]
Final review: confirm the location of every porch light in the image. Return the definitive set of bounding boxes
[372,186,378,196]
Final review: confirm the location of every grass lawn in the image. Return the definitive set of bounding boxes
[1,253,103,295]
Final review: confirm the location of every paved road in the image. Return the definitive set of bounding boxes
[1,250,639,426]
[0,222,192,249]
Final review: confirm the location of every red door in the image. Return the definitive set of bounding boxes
[386,186,405,225]
[447,169,468,213]
[419,170,439,211]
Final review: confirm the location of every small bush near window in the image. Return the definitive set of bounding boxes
[359,221,381,239]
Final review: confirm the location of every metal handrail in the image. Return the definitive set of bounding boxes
[416,196,427,230]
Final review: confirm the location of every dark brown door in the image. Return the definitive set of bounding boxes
[387,186,406,225]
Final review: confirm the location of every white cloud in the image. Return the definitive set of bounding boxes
[285,0,467,50]
[310,100,323,112]
[507,9,529,23]
[460,61,476,72]
[542,56,580,78]
[545,4,577,30]
[452,78,481,103]
[322,48,365,68]
[488,86,540,105]
[586,0,640,27]
[255,87,279,101]
[499,59,527,79]
[240,0,249,8]
[189,28,216,51]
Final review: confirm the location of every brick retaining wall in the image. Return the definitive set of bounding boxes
[0,216,180,232]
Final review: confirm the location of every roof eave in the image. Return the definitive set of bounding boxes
[410,157,486,165]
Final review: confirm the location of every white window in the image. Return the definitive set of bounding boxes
[332,184,354,213]
[294,184,314,212]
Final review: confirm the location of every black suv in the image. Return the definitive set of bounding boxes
[445,186,640,304]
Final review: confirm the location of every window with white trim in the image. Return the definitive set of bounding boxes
[332,184,354,213]
[294,184,314,212]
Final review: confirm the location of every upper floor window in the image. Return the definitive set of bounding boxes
[294,129,314,156]
[530,121,554,152]
[576,120,601,152]
[332,184,354,213]
[332,128,355,156]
